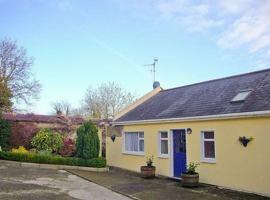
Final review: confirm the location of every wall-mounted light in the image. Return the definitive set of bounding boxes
[187,128,192,134]
[111,134,116,142]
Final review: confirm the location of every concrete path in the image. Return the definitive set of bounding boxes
[68,167,270,200]
[0,162,130,200]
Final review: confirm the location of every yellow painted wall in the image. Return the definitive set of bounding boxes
[106,117,270,196]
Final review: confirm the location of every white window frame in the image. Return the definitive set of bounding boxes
[122,131,144,156]
[231,89,252,103]
[201,130,216,163]
[158,131,169,158]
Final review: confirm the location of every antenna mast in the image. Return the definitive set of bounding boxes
[144,58,158,83]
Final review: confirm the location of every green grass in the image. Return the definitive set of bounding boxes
[0,151,106,168]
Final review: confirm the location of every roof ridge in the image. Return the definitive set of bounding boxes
[162,67,270,92]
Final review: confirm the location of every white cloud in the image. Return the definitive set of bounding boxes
[250,34,270,53]
[113,0,270,64]
[218,1,270,48]
[217,0,254,14]
[157,1,224,32]
[268,49,270,56]
[154,0,270,63]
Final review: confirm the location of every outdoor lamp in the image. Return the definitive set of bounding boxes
[187,128,192,134]
[111,134,116,142]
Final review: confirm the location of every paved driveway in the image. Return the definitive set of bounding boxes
[68,167,270,200]
[0,162,130,200]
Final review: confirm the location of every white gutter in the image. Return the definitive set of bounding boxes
[113,110,270,125]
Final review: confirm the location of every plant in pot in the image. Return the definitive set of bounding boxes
[181,162,200,187]
[141,155,156,178]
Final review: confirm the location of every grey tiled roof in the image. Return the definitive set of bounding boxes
[116,68,270,122]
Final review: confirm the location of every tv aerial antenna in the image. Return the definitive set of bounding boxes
[144,58,158,83]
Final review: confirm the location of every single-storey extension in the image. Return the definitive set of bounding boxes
[107,68,270,196]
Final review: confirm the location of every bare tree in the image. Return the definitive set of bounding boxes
[51,101,72,116]
[0,38,41,109]
[82,82,135,119]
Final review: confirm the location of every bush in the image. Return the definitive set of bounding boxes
[10,123,39,149]
[0,117,11,150]
[76,121,100,159]
[31,128,63,153]
[37,150,52,156]
[0,151,106,168]
[59,138,75,157]
[11,146,28,154]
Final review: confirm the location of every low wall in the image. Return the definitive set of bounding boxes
[0,159,109,172]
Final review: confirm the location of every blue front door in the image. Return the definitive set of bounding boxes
[173,129,186,177]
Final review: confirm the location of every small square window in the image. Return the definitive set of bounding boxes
[158,131,169,157]
[201,131,216,163]
[204,132,214,139]
[139,140,144,151]
[204,141,215,158]
[161,140,168,154]
[124,132,144,154]
[161,132,168,138]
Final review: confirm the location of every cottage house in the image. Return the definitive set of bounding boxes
[107,68,270,196]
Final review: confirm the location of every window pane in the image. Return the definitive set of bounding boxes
[161,140,168,154]
[160,132,168,138]
[139,140,144,151]
[125,133,138,152]
[204,141,215,158]
[231,90,251,102]
[204,132,214,139]
[139,132,144,138]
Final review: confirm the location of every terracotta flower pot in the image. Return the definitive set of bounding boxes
[181,173,199,187]
[141,166,156,178]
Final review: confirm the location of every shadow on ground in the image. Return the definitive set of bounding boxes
[68,167,270,200]
[0,162,129,200]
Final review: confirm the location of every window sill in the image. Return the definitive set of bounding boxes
[201,158,216,164]
[158,155,169,159]
[122,151,145,156]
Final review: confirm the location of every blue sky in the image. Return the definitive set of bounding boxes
[1,0,270,114]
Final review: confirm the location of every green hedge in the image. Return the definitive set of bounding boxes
[0,151,106,168]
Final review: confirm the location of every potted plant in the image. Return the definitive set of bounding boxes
[181,162,200,187]
[141,155,156,178]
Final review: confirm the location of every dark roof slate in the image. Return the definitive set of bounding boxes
[116,68,270,122]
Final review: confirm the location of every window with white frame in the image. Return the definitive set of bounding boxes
[201,131,216,162]
[124,132,144,154]
[159,131,168,157]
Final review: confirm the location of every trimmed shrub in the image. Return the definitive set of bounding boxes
[59,138,75,157]
[10,123,39,149]
[0,117,11,150]
[11,146,28,154]
[37,150,52,156]
[0,151,106,168]
[76,121,100,159]
[31,128,63,153]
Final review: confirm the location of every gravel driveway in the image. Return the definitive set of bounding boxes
[0,162,130,200]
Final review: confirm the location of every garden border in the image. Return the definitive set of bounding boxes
[0,159,109,172]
